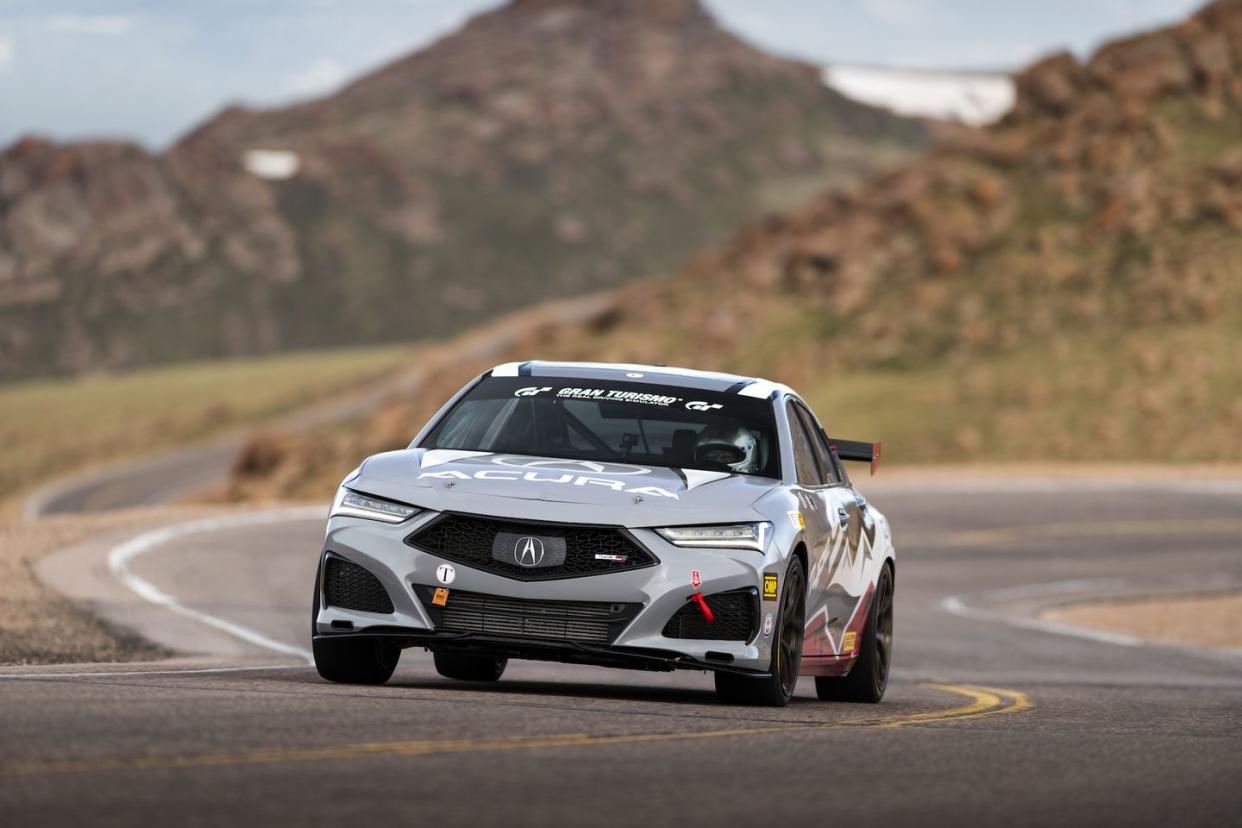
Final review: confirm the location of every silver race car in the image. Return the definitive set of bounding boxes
[313,362,895,706]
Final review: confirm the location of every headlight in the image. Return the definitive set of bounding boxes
[330,487,420,523]
[655,522,771,552]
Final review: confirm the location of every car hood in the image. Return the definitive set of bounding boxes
[349,449,778,528]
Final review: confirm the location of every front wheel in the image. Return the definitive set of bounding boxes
[313,636,401,684]
[715,556,806,707]
[816,562,893,703]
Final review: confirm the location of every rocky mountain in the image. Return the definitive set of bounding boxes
[0,0,926,381]
[225,0,1242,498]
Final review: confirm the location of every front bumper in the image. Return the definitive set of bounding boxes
[315,510,783,673]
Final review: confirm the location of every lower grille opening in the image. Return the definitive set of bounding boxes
[414,586,640,644]
[662,589,758,642]
[323,556,395,614]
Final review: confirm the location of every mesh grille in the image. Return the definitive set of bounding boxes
[415,587,640,644]
[323,557,394,614]
[662,590,757,641]
[406,514,657,581]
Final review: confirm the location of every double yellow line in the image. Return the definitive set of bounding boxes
[0,683,1030,777]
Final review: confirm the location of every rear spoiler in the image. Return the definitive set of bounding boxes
[829,438,882,476]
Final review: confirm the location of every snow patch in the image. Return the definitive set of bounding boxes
[242,149,301,181]
[823,64,1015,127]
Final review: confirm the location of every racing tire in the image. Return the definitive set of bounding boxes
[313,636,401,685]
[433,651,508,682]
[310,562,401,685]
[715,555,806,707]
[816,562,893,703]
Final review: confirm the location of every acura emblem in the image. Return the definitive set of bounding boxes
[514,536,546,567]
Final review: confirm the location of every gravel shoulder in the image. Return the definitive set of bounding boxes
[1044,592,1242,650]
[0,507,231,665]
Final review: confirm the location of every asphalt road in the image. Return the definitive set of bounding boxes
[5,480,1242,826]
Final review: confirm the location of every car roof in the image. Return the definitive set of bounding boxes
[487,360,793,399]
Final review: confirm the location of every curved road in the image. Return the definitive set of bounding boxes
[4,472,1242,824]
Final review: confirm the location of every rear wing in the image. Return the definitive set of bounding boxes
[829,438,882,476]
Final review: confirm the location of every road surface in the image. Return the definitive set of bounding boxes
[5,472,1242,825]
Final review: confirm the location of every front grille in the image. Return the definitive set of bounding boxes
[662,589,758,641]
[406,513,657,581]
[414,586,640,644]
[323,556,394,614]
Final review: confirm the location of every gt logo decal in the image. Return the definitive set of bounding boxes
[514,386,551,396]
[763,574,778,599]
[685,401,723,411]
[842,631,857,653]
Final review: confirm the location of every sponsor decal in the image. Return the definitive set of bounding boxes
[690,569,702,589]
[595,553,627,563]
[762,612,774,637]
[763,573,779,600]
[492,457,650,476]
[842,631,857,653]
[555,387,681,406]
[788,510,805,531]
[432,587,449,607]
[685,401,723,412]
[514,386,552,397]
[419,457,680,499]
[435,563,456,585]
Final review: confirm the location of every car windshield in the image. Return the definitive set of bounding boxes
[421,376,781,479]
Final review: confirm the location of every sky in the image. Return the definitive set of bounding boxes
[0,0,1206,149]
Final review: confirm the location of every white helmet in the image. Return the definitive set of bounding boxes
[694,424,759,474]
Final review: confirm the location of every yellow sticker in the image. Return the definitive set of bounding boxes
[842,631,858,653]
[763,573,779,600]
[787,510,805,531]
[432,587,449,607]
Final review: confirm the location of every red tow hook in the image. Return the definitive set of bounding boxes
[691,591,714,623]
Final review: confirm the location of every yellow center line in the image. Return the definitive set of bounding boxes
[0,683,1030,777]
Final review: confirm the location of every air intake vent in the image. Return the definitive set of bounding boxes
[323,557,395,614]
[414,586,640,644]
[662,589,757,641]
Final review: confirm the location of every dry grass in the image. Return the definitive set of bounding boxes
[0,344,415,505]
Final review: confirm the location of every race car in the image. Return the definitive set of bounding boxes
[312,361,895,706]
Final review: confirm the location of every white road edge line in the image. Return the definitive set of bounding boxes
[940,593,1146,647]
[107,507,325,664]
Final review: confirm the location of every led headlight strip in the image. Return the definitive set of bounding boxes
[655,522,771,552]
[330,488,420,523]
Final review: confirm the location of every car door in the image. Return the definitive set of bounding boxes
[783,398,840,658]
[790,400,870,657]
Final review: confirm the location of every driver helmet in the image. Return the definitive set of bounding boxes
[694,423,759,474]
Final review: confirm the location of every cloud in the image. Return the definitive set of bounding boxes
[285,57,348,97]
[0,33,13,69]
[44,15,133,36]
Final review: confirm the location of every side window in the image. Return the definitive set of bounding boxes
[785,400,824,486]
[796,405,842,485]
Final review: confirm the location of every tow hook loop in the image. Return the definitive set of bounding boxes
[691,591,714,623]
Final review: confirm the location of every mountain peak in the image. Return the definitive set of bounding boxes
[505,0,708,18]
